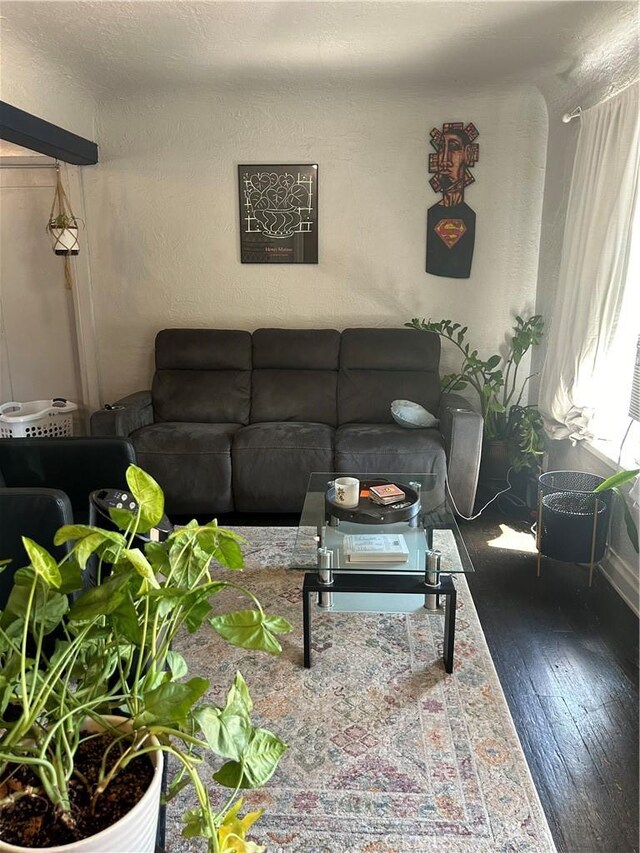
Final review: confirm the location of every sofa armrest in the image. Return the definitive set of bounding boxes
[438,393,483,517]
[90,391,154,437]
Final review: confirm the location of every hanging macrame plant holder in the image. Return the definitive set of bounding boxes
[47,169,79,290]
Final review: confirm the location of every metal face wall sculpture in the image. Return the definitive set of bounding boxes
[426,122,479,279]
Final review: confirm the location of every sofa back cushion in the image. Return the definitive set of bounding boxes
[337,328,441,424]
[152,329,252,424]
[250,329,340,425]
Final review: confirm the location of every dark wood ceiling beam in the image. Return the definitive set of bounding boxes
[0,101,98,165]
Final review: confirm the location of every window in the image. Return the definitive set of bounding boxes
[590,174,640,468]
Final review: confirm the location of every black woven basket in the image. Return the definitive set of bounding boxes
[538,471,611,563]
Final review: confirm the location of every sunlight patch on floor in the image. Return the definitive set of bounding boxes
[486,523,538,554]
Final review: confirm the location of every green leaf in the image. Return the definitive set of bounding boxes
[226,671,253,715]
[166,650,188,680]
[185,596,213,633]
[68,572,132,622]
[35,592,69,635]
[485,354,501,370]
[54,525,126,549]
[262,615,294,635]
[53,524,99,545]
[110,593,142,644]
[125,548,160,590]
[213,728,287,789]
[126,465,165,533]
[74,532,107,570]
[145,541,172,576]
[601,484,640,554]
[54,526,127,569]
[195,703,251,761]
[21,538,61,588]
[56,562,84,594]
[620,493,640,554]
[109,506,137,531]
[139,677,209,725]
[169,537,212,587]
[593,469,639,493]
[168,524,245,573]
[2,583,68,635]
[181,809,213,840]
[211,535,244,570]
[210,610,284,655]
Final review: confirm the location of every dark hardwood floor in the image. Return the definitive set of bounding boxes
[213,503,639,853]
[462,504,639,853]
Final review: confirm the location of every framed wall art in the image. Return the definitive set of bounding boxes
[238,164,318,263]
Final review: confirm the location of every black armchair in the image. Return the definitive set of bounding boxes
[0,436,136,613]
[0,488,73,608]
[0,437,136,523]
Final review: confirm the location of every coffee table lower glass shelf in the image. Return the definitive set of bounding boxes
[291,473,474,674]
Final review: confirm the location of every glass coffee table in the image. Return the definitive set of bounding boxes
[291,472,474,674]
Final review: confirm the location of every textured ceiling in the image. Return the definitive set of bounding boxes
[1,1,637,95]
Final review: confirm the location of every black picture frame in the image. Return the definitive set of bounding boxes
[238,164,318,263]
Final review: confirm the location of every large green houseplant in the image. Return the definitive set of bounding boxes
[406,314,546,476]
[0,465,291,852]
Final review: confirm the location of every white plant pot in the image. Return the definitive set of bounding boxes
[0,716,163,853]
[50,227,79,256]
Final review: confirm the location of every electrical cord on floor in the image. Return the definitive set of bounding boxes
[445,467,515,521]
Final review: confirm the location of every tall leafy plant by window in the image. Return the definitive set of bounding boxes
[406,314,545,473]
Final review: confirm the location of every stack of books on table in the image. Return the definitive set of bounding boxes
[369,483,406,506]
[343,534,409,562]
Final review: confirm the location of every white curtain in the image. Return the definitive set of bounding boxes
[539,82,640,442]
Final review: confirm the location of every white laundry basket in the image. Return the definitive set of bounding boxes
[0,399,78,438]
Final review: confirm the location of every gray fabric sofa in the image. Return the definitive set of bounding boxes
[90,328,483,516]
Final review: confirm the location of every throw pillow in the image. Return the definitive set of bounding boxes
[391,400,439,429]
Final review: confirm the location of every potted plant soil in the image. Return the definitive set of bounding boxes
[0,465,291,852]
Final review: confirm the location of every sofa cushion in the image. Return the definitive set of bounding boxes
[338,328,441,424]
[251,329,340,425]
[153,330,252,424]
[233,421,334,512]
[252,328,341,370]
[251,371,338,425]
[156,329,252,371]
[131,422,242,515]
[335,423,447,484]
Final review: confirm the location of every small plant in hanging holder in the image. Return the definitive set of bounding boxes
[47,170,82,290]
[46,211,80,256]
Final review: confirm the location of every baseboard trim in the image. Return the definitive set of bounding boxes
[601,547,639,616]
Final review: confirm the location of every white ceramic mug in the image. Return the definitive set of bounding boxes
[334,477,360,508]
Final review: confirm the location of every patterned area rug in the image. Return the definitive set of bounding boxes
[168,527,556,853]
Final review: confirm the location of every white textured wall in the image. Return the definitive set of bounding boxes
[0,29,97,140]
[84,83,547,400]
[0,168,82,404]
